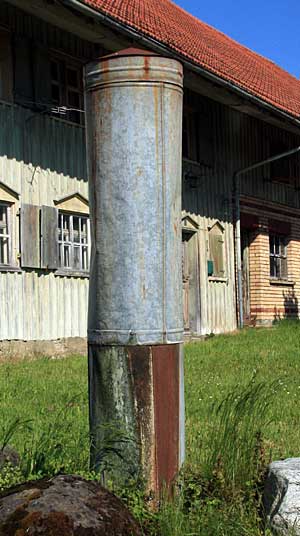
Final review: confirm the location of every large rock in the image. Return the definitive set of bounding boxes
[0,474,142,535]
[264,458,300,534]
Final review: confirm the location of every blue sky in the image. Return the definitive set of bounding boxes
[175,0,300,78]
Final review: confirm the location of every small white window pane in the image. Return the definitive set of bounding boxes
[0,237,9,264]
[82,246,88,270]
[62,215,70,241]
[81,219,88,244]
[0,205,9,265]
[0,205,8,232]
[73,245,80,269]
[73,216,80,243]
[58,243,62,267]
[63,244,71,268]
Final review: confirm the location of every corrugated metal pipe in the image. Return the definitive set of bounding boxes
[234,146,300,329]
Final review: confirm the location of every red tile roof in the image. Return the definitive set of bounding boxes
[81,0,300,120]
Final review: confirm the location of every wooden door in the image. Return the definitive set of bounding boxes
[182,239,190,331]
[241,230,251,323]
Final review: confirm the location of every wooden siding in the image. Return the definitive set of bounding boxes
[2,93,300,340]
[182,159,236,335]
[182,94,300,335]
[0,2,96,61]
[240,205,300,325]
[0,101,89,341]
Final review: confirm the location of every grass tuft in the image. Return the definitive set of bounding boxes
[203,377,278,493]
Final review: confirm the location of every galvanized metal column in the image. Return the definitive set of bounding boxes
[85,49,184,493]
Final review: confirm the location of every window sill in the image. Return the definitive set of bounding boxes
[0,265,22,273]
[54,269,89,279]
[269,278,295,286]
[208,276,228,283]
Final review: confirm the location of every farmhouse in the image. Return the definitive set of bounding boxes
[0,0,299,354]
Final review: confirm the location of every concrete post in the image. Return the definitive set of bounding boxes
[84,49,184,494]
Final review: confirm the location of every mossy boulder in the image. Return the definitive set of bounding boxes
[0,474,142,535]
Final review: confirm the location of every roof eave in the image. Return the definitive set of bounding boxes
[63,0,300,132]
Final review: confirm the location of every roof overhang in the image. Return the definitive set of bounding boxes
[5,0,128,48]
[6,0,300,136]
[62,0,300,136]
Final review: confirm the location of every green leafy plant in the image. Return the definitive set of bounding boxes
[0,462,23,492]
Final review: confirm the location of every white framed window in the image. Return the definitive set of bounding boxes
[58,212,90,272]
[269,234,287,279]
[0,202,11,266]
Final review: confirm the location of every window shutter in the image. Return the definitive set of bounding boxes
[209,233,218,275]
[21,204,40,269]
[216,236,225,276]
[13,37,33,105]
[41,206,58,269]
[34,45,51,107]
[209,228,225,277]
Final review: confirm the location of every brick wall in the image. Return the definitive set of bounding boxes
[243,204,300,325]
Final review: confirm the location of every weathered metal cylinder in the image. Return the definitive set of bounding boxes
[85,50,183,345]
[85,49,184,492]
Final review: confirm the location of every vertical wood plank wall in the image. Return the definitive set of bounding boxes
[182,97,300,335]
[0,2,94,342]
[0,102,89,340]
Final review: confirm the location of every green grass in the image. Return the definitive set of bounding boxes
[186,321,300,465]
[0,356,90,479]
[1,320,300,534]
